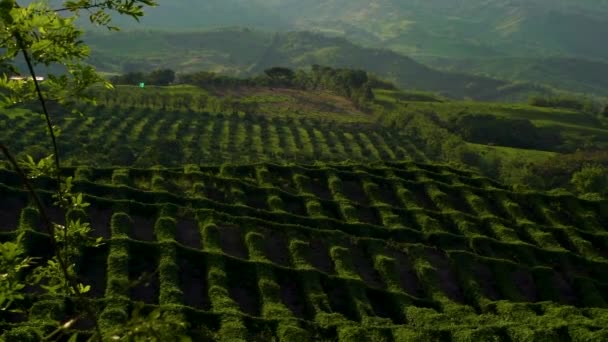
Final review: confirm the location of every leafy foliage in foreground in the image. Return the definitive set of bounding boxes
[1,160,608,340]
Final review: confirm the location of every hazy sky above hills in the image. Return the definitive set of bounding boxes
[78,0,603,60]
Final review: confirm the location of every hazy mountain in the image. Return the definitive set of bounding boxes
[99,0,608,60]
[421,56,608,97]
[84,29,554,102]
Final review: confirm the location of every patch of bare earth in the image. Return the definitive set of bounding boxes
[413,187,439,212]
[276,270,311,319]
[218,224,248,259]
[176,218,202,249]
[426,249,466,303]
[308,177,332,200]
[341,180,370,206]
[129,252,159,305]
[205,186,226,203]
[263,230,291,267]
[130,215,156,242]
[213,87,369,120]
[225,259,260,316]
[284,197,307,216]
[356,205,382,225]
[244,191,268,211]
[552,271,578,306]
[88,208,112,239]
[307,238,336,274]
[376,182,400,207]
[512,267,538,302]
[473,263,501,301]
[77,246,108,298]
[386,248,425,298]
[349,241,385,289]
[0,198,23,232]
[178,253,211,310]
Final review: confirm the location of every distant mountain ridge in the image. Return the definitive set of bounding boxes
[84,29,554,102]
[421,56,608,98]
[99,0,608,60]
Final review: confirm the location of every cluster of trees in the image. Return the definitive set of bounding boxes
[176,71,255,88]
[448,114,562,150]
[110,68,176,86]
[111,65,378,109]
[528,94,597,112]
[84,86,260,115]
[528,150,608,189]
[295,65,375,108]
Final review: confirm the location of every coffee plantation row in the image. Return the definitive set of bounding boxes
[0,105,426,167]
[1,161,608,341]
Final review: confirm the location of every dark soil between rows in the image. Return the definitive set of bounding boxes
[426,249,466,303]
[178,250,211,310]
[376,182,401,207]
[341,180,370,206]
[88,208,112,239]
[472,263,501,301]
[552,271,578,306]
[356,206,382,225]
[366,288,406,324]
[129,245,159,304]
[263,230,291,267]
[77,246,108,298]
[276,270,313,320]
[307,238,336,274]
[387,248,425,298]
[176,218,202,249]
[320,276,359,321]
[512,268,539,302]
[130,215,156,242]
[0,198,23,232]
[308,177,332,201]
[219,224,249,259]
[411,186,439,212]
[225,258,260,316]
[245,191,268,211]
[284,197,307,216]
[349,241,385,289]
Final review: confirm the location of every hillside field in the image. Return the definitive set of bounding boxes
[2,161,608,340]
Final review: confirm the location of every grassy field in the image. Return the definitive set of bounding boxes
[1,161,608,340]
[467,143,557,164]
[375,89,608,151]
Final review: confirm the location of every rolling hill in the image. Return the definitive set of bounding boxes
[419,56,608,98]
[83,29,556,102]
[2,160,608,340]
[74,0,608,97]
[4,1,608,341]
[93,0,608,61]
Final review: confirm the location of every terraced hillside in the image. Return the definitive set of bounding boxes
[1,161,608,340]
[1,103,424,167]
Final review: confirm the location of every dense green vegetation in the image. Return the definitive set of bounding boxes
[83,29,561,102]
[2,160,608,340]
[79,0,608,99]
[97,1,608,61]
[4,1,608,340]
[112,65,376,109]
[421,56,608,98]
[4,74,606,195]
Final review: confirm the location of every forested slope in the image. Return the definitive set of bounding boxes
[84,29,555,102]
